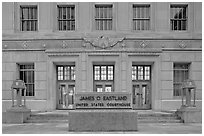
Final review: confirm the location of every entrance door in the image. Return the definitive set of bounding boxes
[132,82,151,109]
[57,83,75,109]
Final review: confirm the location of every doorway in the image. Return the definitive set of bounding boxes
[132,65,151,109]
[57,82,75,109]
[56,65,75,109]
[132,82,151,109]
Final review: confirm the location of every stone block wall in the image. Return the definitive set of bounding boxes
[2,51,48,112]
[161,51,202,111]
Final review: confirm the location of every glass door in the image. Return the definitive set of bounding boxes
[132,82,151,109]
[56,65,75,109]
[57,83,75,109]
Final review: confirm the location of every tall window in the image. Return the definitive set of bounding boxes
[133,5,150,30]
[132,65,151,81]
[20,5,37,31]
[93,65,114,92]
[19,64,35,96]
[173,63,189,96]
[57,65,75,81]
[58,5,75,31]
[95,5,113,30]
[170,5,187,31]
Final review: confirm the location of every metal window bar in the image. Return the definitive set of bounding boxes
[20,6,37,31]
[173,64,189,96]
[171,5,187,30]
[95,5,112,30]
[19,64,34,96]
[133,5,150,30]
[58,5,75,31]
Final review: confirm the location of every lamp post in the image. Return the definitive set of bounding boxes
[6,79,31,123]
[11,79,27,108]
[176,79,201,123]
[181,79,196,107]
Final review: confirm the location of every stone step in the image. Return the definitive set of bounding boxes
[25,111,182,124]
[25,119,68,123]
[138,119,182,123]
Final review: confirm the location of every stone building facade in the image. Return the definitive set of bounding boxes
[2,2,202,112]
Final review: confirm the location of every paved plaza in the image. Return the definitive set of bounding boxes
[2,122,202,134]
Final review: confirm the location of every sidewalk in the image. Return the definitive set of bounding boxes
[2,122,202,134]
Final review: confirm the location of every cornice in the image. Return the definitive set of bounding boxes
[45,48,163,56]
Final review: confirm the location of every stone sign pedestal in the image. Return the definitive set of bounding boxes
[68,110,138,131]
[176,106,201,123]
[6,107,31,124]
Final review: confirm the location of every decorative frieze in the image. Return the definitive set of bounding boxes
[2,39,201,51]
[45,48,162,56]
[140,40,147,48]
[62,41,67,48]
[83,35,125,49]
[42,43,46,49]
[179,41,187,48]
[22,41,28,49]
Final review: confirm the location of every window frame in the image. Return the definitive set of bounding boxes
[93,65,114,92]
[57,5,76,31]
[132,65,151,81]
[20,5,38,31]
[57,65,76,82]
[173,63,190,97]
[170,4,188,31]
[92,3,115,31]
[132,4,151,31]
[94,4,113,31]
[18,63,35,96]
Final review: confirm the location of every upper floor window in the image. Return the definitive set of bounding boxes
[170,5,188,31]
[133,5,150,30]
[173,63,189,96]
[95,5,113,30]
[20,5,37,31]
[58,5,75,31]
[19,64,35,96]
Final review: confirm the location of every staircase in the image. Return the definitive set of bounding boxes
[25,110,182,123]
[137,110,182,123]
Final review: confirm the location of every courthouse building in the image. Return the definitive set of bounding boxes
[2,2,202,111]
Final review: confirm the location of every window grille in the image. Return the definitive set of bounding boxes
[132,65,151,81]
[20,5,38,31]
[57,65,75,81]
[19,64,35,96]
[93,65,114,92]
[133,5,150,30]
[170,5,188,31]
[173,63,189,96]
[95,5,113,30]
[58,5,75,31]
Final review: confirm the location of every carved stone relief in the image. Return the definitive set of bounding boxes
[83,35,125,49]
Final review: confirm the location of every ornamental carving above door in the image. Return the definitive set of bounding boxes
[83,35,125,49]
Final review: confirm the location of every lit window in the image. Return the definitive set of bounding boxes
[19,64,35,96]
[173,63,189,96]
[133,5,150,30]
[20,5,38,31]
[58,5,75,31]
[57,65,75,81]
[132,65,151,81]
[93,65,114,92]
[95,5,113,30]
[170,5,187,31]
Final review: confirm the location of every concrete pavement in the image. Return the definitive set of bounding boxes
[2,122,202,134]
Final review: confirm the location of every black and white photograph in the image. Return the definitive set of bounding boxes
[2,1,202,134]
